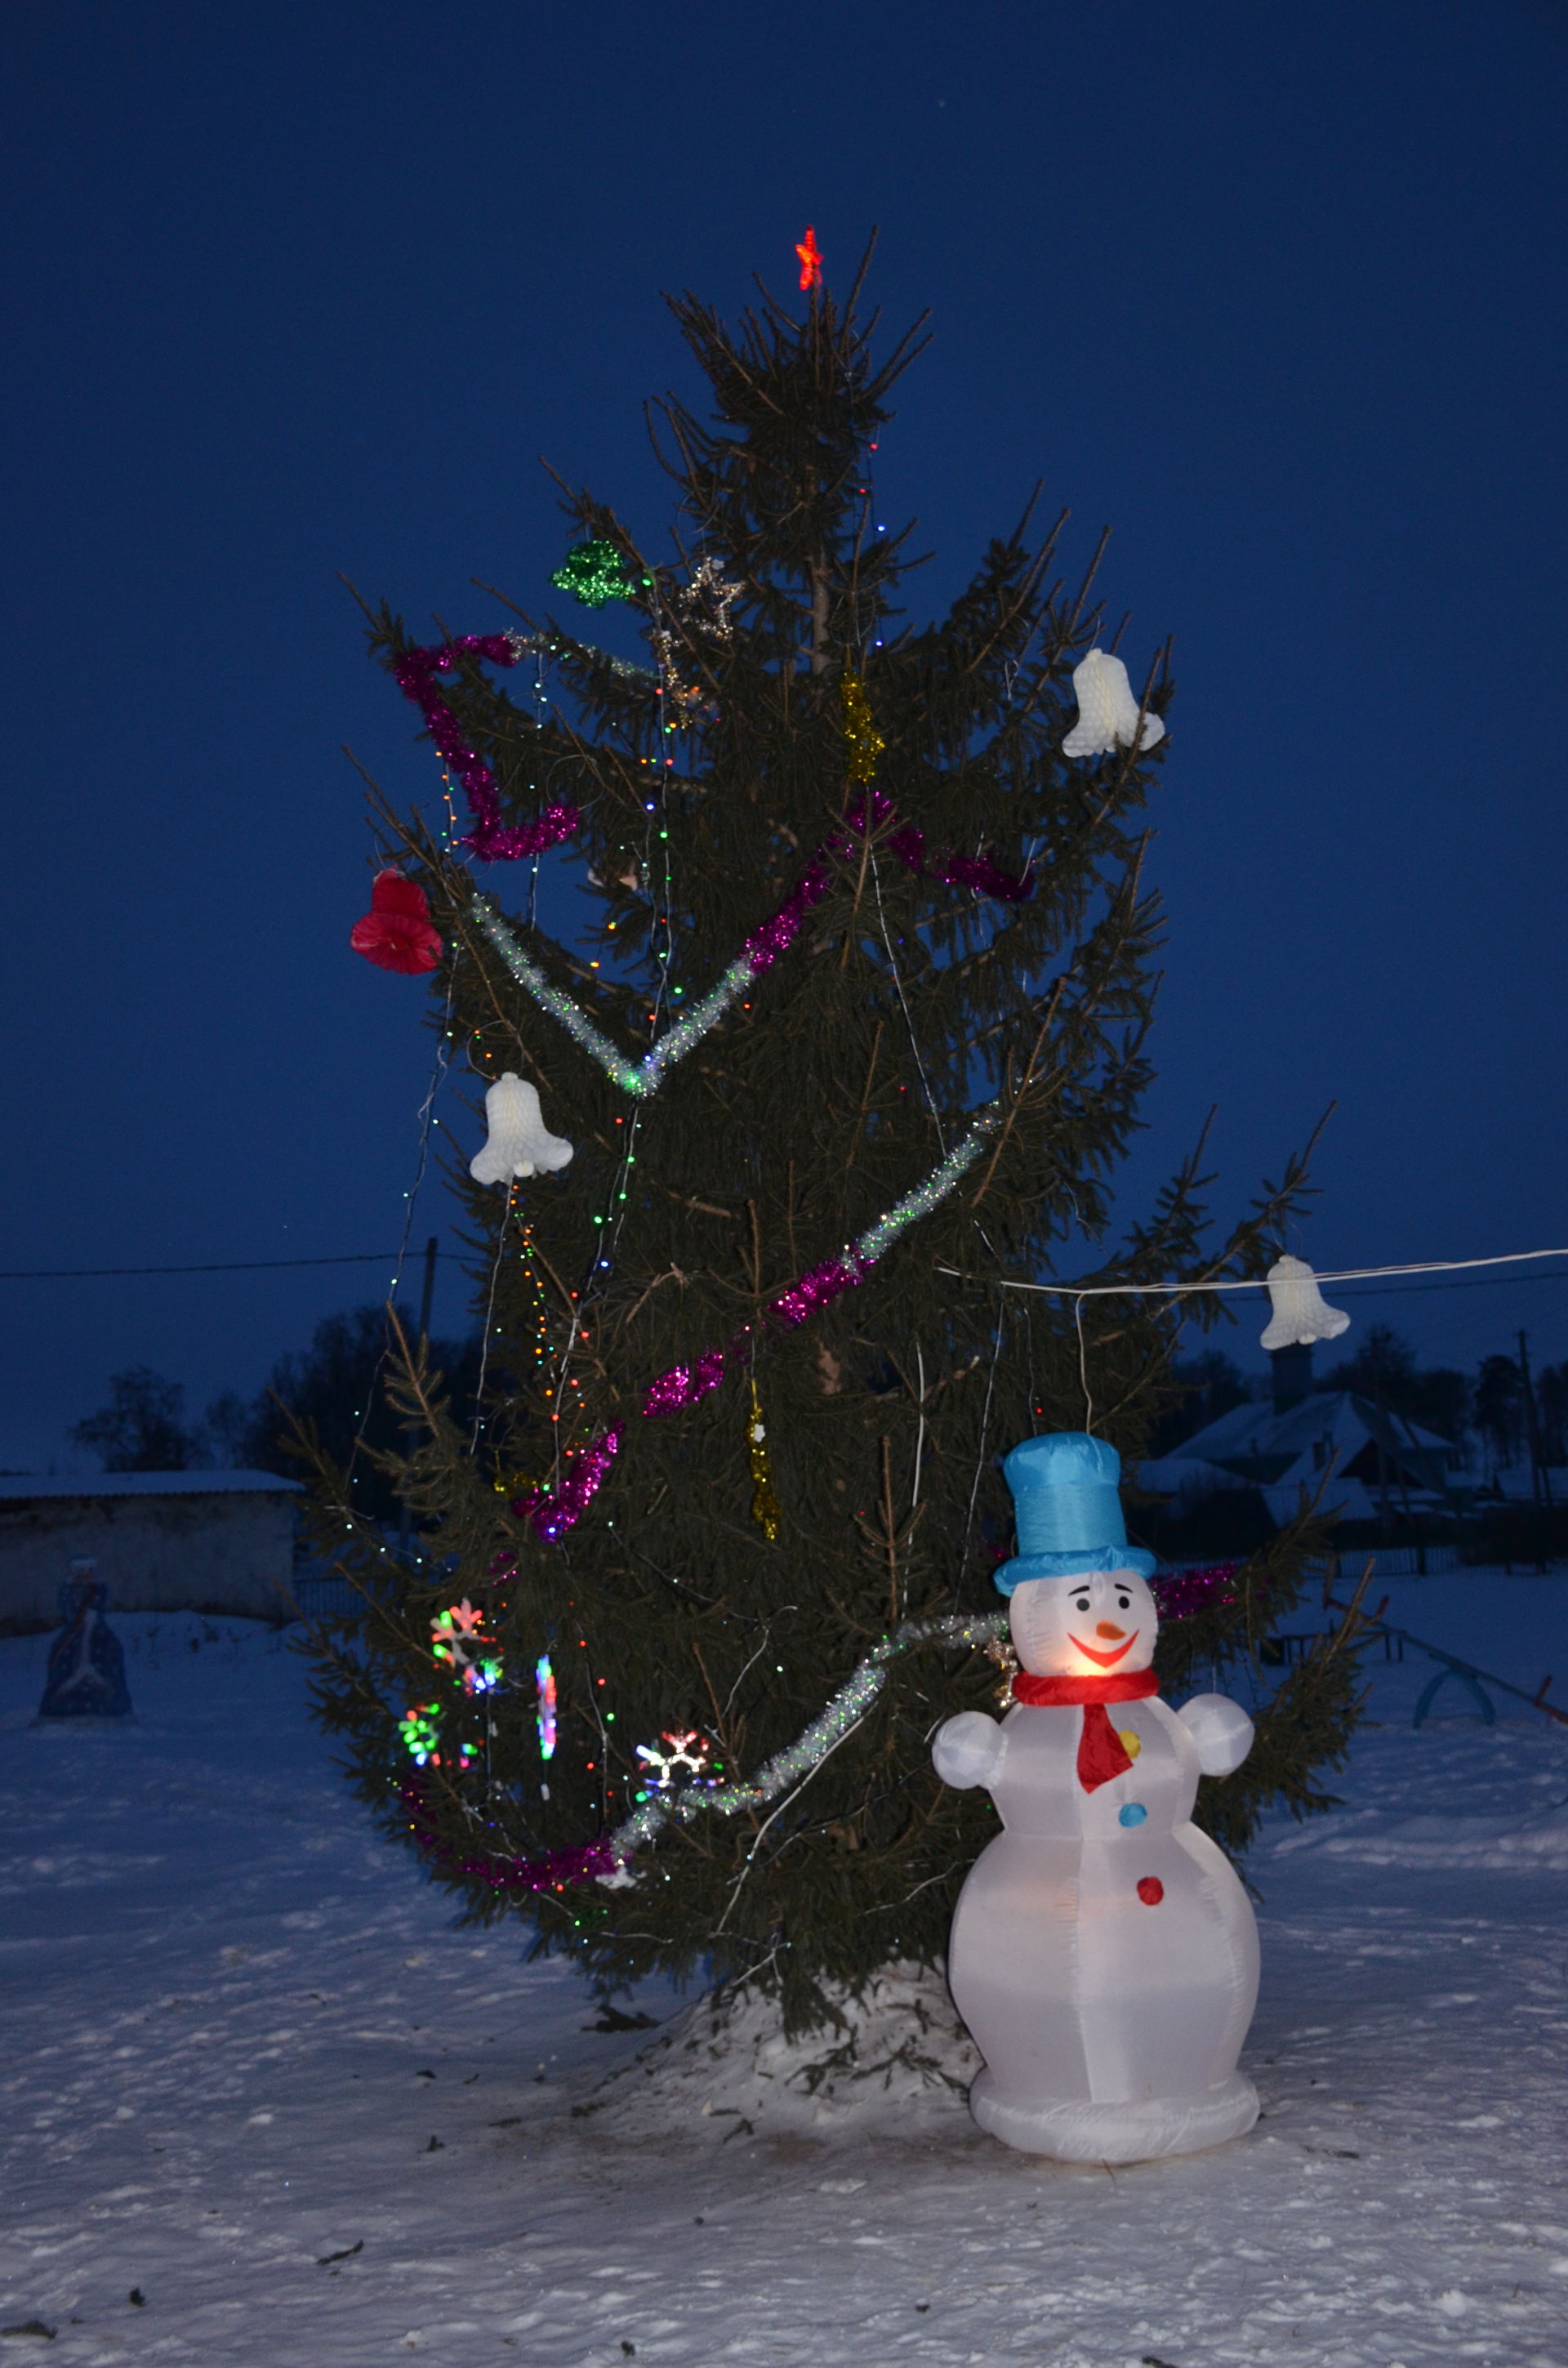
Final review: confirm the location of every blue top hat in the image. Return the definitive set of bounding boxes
[992,1431,1156,1597]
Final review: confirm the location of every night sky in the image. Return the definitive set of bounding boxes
[4,0,1566,1470]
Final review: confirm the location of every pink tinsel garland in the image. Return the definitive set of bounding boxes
[390,638,1033,906]
[511,1425,623,1543]
[1149,1562,1247,1619]
[399,1778,617,1893]
[387,637,1034,1515]
[399,1564,1263,1899]
[392,636,581,863]
[635,1249,881,1420]
[844,785,1033,904]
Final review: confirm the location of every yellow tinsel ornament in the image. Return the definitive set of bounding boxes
[840,668,885,787]
[984,1631,1021,1710]
[746,1376,782,1542]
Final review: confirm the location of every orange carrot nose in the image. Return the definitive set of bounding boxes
[1095,1621,1125,1640]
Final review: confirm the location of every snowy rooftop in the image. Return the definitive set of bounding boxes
[1139,1386,1464,1526]
[1175,1385,1455,1473]
[0,1468,303,1501]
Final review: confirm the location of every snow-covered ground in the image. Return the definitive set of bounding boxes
[2,1585,1566,2368]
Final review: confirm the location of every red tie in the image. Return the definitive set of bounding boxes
[1012,1667,1160,1793]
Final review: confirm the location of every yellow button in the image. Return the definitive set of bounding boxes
[1118,1729,1142,1759]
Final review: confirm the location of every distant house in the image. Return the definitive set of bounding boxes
[1140,1345,1464,1531]
[0,1471,303,1630]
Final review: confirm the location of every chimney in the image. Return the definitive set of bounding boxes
[1271,1341,1313,1416]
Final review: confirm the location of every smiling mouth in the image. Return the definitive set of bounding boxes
[1069,1632,1139,1669]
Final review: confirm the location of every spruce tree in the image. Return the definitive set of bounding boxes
[303,251,1363,2034]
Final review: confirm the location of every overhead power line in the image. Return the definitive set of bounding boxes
[0,1252,402,1282]
[3,1244,1567,1300]
[938,1246,1568,1304]
[1337,1267,1568,1299]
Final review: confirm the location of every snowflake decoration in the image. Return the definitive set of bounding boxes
[398,1703,441,1764]
[633,1728,714,1800]
[430,1601,503,1701]
[399,1701,476,1770]
[431,1598,492,1674]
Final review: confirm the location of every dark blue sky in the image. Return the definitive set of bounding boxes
[4,0,1566,1468]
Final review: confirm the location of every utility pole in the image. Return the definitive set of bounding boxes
[416,1233,439,1349]
[397,1238,439,1561]
[1518,1329,1551,1572]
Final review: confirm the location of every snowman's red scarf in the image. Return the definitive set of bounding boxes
[1012,1669,1160,1792]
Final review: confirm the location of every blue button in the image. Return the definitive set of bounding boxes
[1118,1803,1147,1828]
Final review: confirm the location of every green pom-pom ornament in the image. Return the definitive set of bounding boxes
[550,538,636,609]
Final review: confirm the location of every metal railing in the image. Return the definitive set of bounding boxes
[288,1574,359,1622]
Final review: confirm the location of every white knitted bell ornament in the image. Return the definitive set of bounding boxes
[1258,1255,1350,1351]
[469,1073,573,1184]
[1062,649,1166,759]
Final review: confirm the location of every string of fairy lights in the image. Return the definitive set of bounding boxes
[397,561,785,1534]
[348,292,1560,1922]
[427,555,720,1844]
[372,554,1524,1895]
[396,608,671,1496]
[532,550,688,1500]
[368,558,1060,1902]
[360,462,971,1874]
[462,641,1013,1539]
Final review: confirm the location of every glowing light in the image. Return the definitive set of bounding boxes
[795,224,823,290]
[430,1598,492,1672]
[397,1702,474,1769]
[633,1730,712,1799]
[399,1704,441,1764]
[535,1654,558,1760]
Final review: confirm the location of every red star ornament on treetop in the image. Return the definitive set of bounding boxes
[795,225,822,292]
[350,869,443,974]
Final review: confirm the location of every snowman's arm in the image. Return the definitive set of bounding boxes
[1176,1693,1254,1777]
[932,1711,1006,1791]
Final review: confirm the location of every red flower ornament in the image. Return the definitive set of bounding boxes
[350,870,443,975]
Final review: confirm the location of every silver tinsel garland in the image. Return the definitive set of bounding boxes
[600,1610,1008,1872]
[473,897,754,1099]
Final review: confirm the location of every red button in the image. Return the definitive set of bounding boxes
[1136,1876,1164,1906]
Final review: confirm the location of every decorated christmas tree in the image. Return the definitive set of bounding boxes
[303,243,1365,2036]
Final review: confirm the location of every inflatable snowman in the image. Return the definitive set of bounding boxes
[934,1432,1260,2163]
